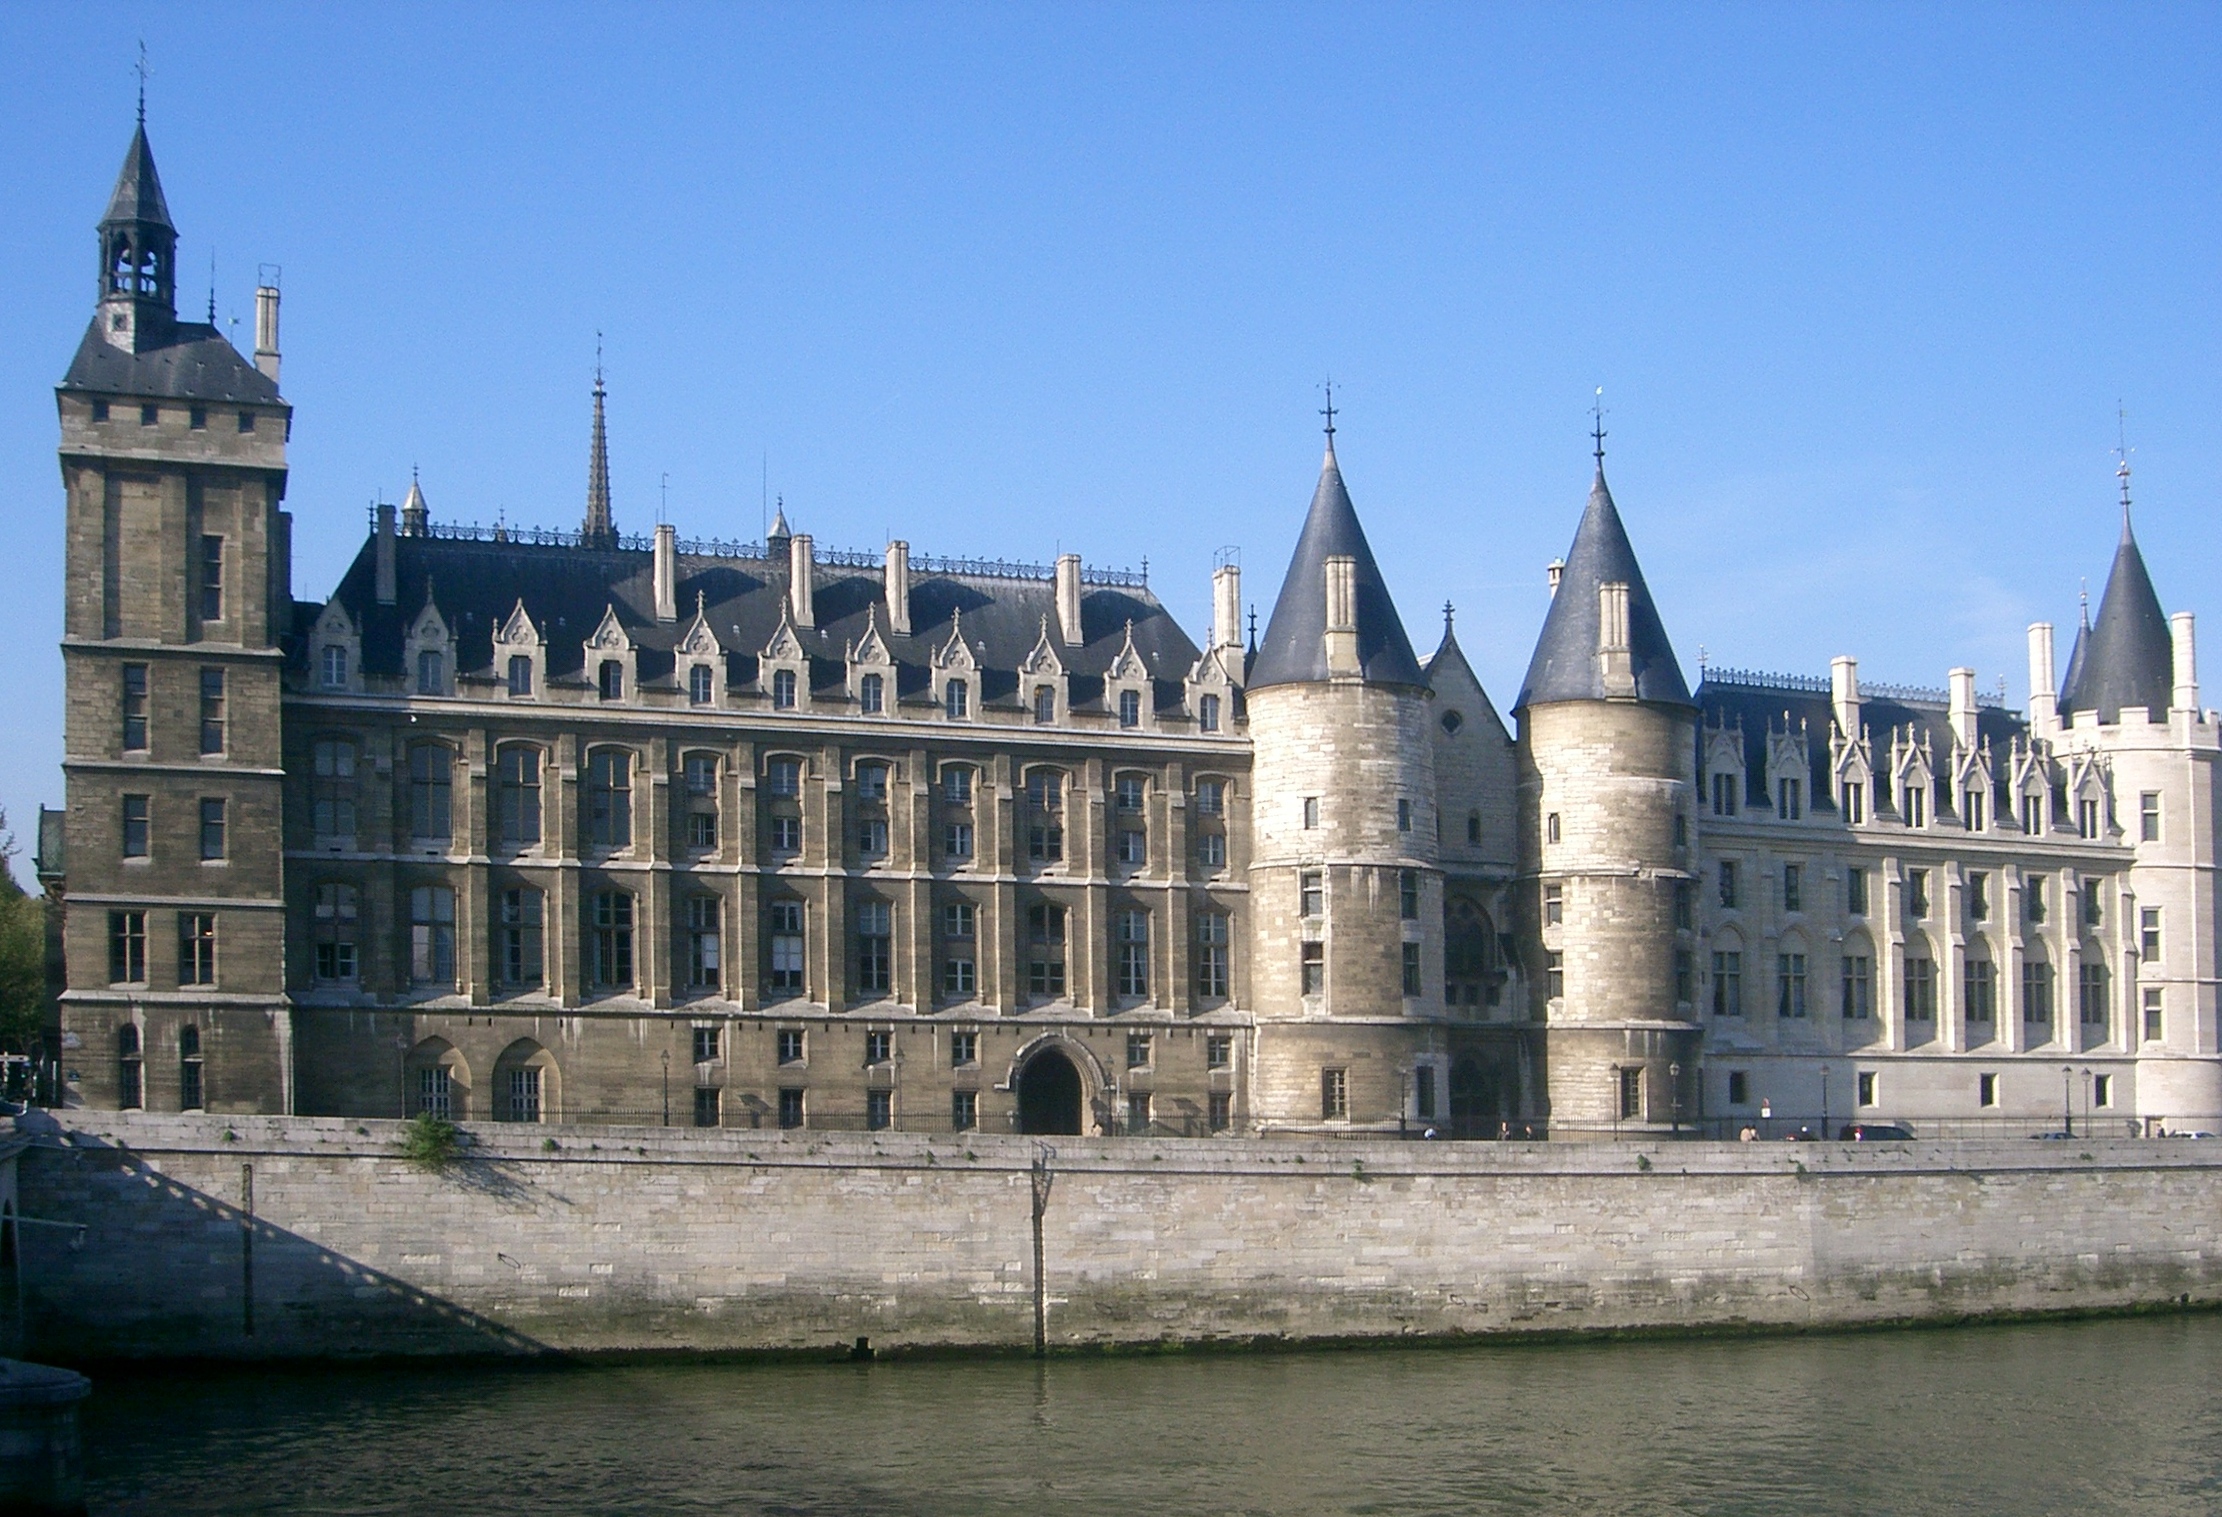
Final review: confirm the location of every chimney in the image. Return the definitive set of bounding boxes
[1055,554,1083,647]
[374,503,397,606]
[654,524,678,623]
[1212,563,1242,651]
[1948,666,1979,749]
[1830,655,1862,740]
[1597,581,1634,696]
[1546,559,1565,597]
[885,541,911,636]
[2026,622,2058,737]
[1323,555,1360,676]
[789,534,815,629]
[2172,611,2199,712]
[253,282,281,383]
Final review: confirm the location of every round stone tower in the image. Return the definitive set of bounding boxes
[1244,433,1439,1132]
[1514,459,1699,1138]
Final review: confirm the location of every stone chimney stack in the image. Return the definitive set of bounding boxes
[2172,611,2199,712]
[1055,554,1083,647]
[374,503,397,606]
[885,541,912,636]
[1831,655,1862,740]
[1547,558,1565,597]
[1949,666,1979,749]
[1323,555,1359,675]
[2026,622,2058,737]
[1597,581,1634,696]
[1212,563,1242,651]
[789,533,815,629]
[654,523,678,623]
[253,281,281,382]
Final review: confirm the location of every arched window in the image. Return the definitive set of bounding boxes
[1444,897,1495,1008]
[689,664,714,705]
[590,891,635,989]
[497,746,542,845]
[409,885,456,986]
[408,1038,471,1119]
[313,883,358,982]
[493,1039,558,1123]
[178,1026,204,1110]
[498,886,544,988]
[117,1024,143,1109]
[587,750,633,848]
[311,739,357,837]
[1025,770,1064,862]
[408,744,452,841]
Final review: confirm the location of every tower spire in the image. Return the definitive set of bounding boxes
[2114,403,2135,537]
[1591,387,1608,469]
[1319,378,1337,456]
[582,340,614,548]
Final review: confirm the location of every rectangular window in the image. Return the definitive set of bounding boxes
[1618,1067,1642,1122]
[1300,941,1324,996]
[1968,872,1989,922]
[2021,961,2054,1031]
[1728,1070,1749,1106]
[1028,902,1067,997]
[312,740,358,838]
[951,1031,978,1067]
[507,655,534,696]
[867,1089,893,1130]
[1302,796,1320,829]
[1717,860,1738,909]
[856,764,889,803]
[777,1028,805,1065]
[1964,960,1995,1022]
[859,671,884,715]
[179,911,216,986]
[1856,1071,1877,1107]
[598,660,624,701]
[945,902,976,940]
[2079,961,2109,1028]
[2082,877,2103,929]
[237,410,255,433]
[689,811,718,850]
[858,817,889,857]
[1906,869,1929,919]
[1206,1032,1232,1069]
[417,649,444,696]
[1125,1091,1152,1134]
[188,404,206,430]
[1321,1067,1348,1121]
[1118,688,1141,728]
[313,883,358,981]
[1199,693,1220,732]
[689,663,714,704]
[1545,949,1564,1000]
[2140,792,2161,842]
[1964,788,1986,832]
[1675,948,1694,1003]
[1841,781,1865,824]
[1547,812,1562,844]
[1904,958,1936,1021]
[1902,783,1926,828]
[410,744,452,841]
[409,884,456,984]
[943,766,974,805]
[697,1026,725,1065]
[321,645,348,689]
[855,900,892,995]
[1777,953,1808,1018]
[1300,871,1323,918]
[778,1088,805,1129]
[198,668,225,754]
[2078,797,2102,840]
[1402,941,1423,997]
[1400,870,1419,921]
[121,663,148,751]
[1196,781,1224,815]
[952,1090,979,1131]
[1026,771,1064,862]
[1116,776,1144,813]
[1197,912,1230,998]
[1033,685,1056,724]
[943,819,975,860]
[866,1030,893,1065]
[1712,951,1742,1016]
[199,797,226,860]
[1847,867,1868,916]
[417,1065,451,1119]
[1197,832,1226,869]
[2026,874,2048,925]
[1208,1092,1232,1132]
[1397,798,1413,833]
[684,754,718,796]
[1841,955,1871,1019]
[499,888,544,987]
[693,1087,721,1128]
[1115,909,1149,998]
[1127,1032,1151,1070]
[772,668,797,709]
[591,891,635,989]
[108,910,146,984]
[1117,828,1146,865]
[2021,792,2044,833]
[199,534,223,621]
[120,793,152,859]
[497,748,541,845]
[768,759,801,797]
[1778,777,1802,820]
[1712,770,1738,817]
[772,815,801,852]
[179,1031,203,1110]
[1782,863,1802,914]
[2141,907,2161,961]
[2094,1073,2113,1107]
[2144,987,2165,1042]
[587,750,633,848]
[945,679,969,719]
[766,903,807,994]
[1673,880,1693,930]
[1415,1066,1437,1121]
[943,954,976,996]
[1979,1072,1998,1108]
[687,896,722,989]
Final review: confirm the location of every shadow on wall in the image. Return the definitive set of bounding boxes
[11,1114,551,1362]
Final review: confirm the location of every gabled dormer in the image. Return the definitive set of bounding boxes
[1184,643,1239,736]
[1703,712,1746,818]
[1951,739,1995,832]
[494,599,545,700]
[1764,717,1810,820]
[1104,619,1153,731]
[930,609,977,722]
[310,600,360,694]
[403,585,455,697]
[2009,737,2054,834]
[1019,616,1067,726]
[847,607,895,717]
[585,603,636,703]
[1889,725,1935,828]
[1831,721,1875,824]
[760,604,808,713]
[676,591,723,708]
[2064,748,2113,840]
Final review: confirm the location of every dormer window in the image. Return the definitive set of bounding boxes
[1776,778,1801,820]
[1199,693,1220,732]
[416,650,444,696]
[1033,685,1056,725]
[508,656,534,697]
[689,665,713,705]
[320,646,347,689]
[1901,783,1926,828]
[772,669,797,710]
[860,673,884,715]
[945,680,969,720]
[1964,789,1986,831]
[1118,689,1141,727]
[1711,771,1738,816]
[1841,782,1865,824]
[598,660,623,701]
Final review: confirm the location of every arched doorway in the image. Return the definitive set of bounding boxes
[1449,1057,1503,1139]
[1017,1049,1083,1135]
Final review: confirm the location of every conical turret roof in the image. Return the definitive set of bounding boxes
[2059,511,2172,723]
[1247,442,1425,690]
[1515,466,1689,710]
[100,123,173,232]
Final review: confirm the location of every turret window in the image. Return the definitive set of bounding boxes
[1402,942,1423,997]
[2140,792,2161,841]
[1302,797,1320,829]
[1300,872,1323,918]
[1400,870,1419,921]
[1397,799,1412,833]
[2140,907,2161,960]
[1546,813,1561,844]
[1301,941,1325,996]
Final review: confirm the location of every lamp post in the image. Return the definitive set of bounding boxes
[2081,1066,2094,1135]
[661,1047,671,1127]
[1820,1065,1831,1141]
[1669,1061,1682,1136]
[2061,1064,2074,1137]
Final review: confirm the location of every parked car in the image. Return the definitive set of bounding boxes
[1837,1123,1915,1141]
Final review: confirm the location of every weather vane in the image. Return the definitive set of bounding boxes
[1319,379,1336,444]
[1591,387,1608,465]
[135,41,151,125]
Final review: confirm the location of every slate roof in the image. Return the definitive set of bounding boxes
[305,531,1204,714]
[100,123,173,231]
[59,319,282,404]
[1516,466,1689,710]
[1247,443,1426,690]
[2058,514,2173,724]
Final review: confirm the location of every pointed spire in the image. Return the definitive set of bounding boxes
[2059,466,2173,724]
[399,467,429,537]
[1515,451,1690,711]
[101,119,174,233]
[766,497,792,547]
[582,346,614,548]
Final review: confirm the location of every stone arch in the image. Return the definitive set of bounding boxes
[1443,894,1497,1009]
[406,1036,473,1120]
[1005,1033,1107,1135]
[492,1037,559,1124]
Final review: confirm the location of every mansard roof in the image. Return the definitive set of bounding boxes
[1248,443,1425,690]
[1516,466,1689,710]
[100,123,173,232]
[2059,515,2173,724]
[59,318,282,404]
[304,530,1202,713]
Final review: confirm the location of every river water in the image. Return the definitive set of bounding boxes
[80,1313,2222,1515]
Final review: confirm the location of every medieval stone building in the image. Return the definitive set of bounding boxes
[39,122,2222,1139]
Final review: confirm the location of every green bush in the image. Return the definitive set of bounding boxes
[399,1113,463,1169]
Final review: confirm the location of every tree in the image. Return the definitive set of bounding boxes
[0,811,49,1052]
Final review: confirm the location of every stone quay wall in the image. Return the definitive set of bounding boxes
[15,1111,2222,1361]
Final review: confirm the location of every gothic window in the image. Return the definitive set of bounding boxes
[690,664,714,705]
[121,664,148,751]
[508,655,534,697]
[1027,902,1067,997]
[2082,876,2104,929]
[860,672,884,715]
[1025,770,1064,862]
[1711,770,1738,817]
[199,668,225,754]
[1196,911,1230,999]
[2020,960,2053,1032]
[945,679,969,720]
[499,888,544,987]
[1964,788,1985,832]
[199,797,226,861]
[766,899,806,995]
[108,910,146,985]
[587,749,632,849]
[1841,781,1865,824]
[590,891,635,989]
[2077,796,2102,840]
[313,883,358,982]
[2079,960,2109,1029]
[1443,898,1493,1008]
[1777,778,1802,820]
[178,1026,204,1111]
[1033,685,1056,725]
[1901,782,1926,828]
[1964,958,1994,1022]
[1905,957,1937,1021]
[1118,689,1141,728]
[1776,953,1807,1018]
[2024,874,2046,925]
[409,744,452,841]
[312,739,357,838]
[179,912,216,986]
[854,900,892,997]
[496,747,542,845]
[1712,951,1742,1016]
[2020,791,2045,833]
[1717,860,1738,909]
[1114,908,1149,999]
[687,896,722,990]
[409,885,456,985]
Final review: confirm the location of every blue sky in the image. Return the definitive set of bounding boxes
[3,4,2218,870]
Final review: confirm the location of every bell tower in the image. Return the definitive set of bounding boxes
[95,104,178,355]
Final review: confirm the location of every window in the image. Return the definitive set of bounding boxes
[505,1067,542,1124]
[945,1031,978,1069]
[2094,1073,2113,1107]
[1126,1031,1152,1070]
[1197,833,1225,868]
[1397,799,1413,833]
[686,757,719,851]
[944,952,976,997]
[417,649,444,696]
[122,793,150,858]
[1906,870,1929,919]
[187,404,206,429]
[1115,776,1144,813]
[690,664,714,705]
[1847,868,1868,916]
[1676,949,1694,1003]
[1117,828,1146,865]
[312,740,357,838]
[508,655,534,696]
[199,797,226,861]
[179,912,216,986]
[1470,812,1484,845]
[1199,693,1220,732]
[1415,1066,1437,1122]
[1778,778,1802,820]
[2140,792,2161,842]
[1402,941,1423,997]
[2021,792,2044,833]
[777,1029,805,1064]
[2025,874,2047,925]
[1841,781,1865,824]
[1712,771,1739,817]
[598,660,624,701]
[121,664,148,751]
[952,1090,979,1131]
[590,891,634,989]
[409,885,455,985]
[1026,771,1064,862]
[944,901,976,940]
[2141,907,2161,961]
[178,1027,204,1110]
[945,821,975,861]
[1902,782,1926,828]
[1842,955,1871,1019]
[499,888,543,987]
[2082,877,2103,929]
[1543,883,1563,926]
[1545,949,1564,1000]
[772,816,801,853]
[859,817,889,857]
[417,1065,451,1119]
[1782,863,1802,914]
[1401,870,1420,921]
[321,645,349,689]
[768,901,804,995]
[687,896,722,989]
[1126,1092,1152,1134]
[497,747,541,845]
[855,900,892,995]
[1712,951,1742,1016]
[199,534,223,621]
[117,1024,142,1108]
[1979,1072,1999,1108]
[2144,987,2164,1042]
[1618,1067,1642,1122]
[859,672,884,715]
[1963,788,1985,832]
[1196,781,1224,815]
[1968,872,1989,922]
[1547,812,1562,844]
[587,750,632,848]
[2079,961,2109,1028]
[108,910,146,984]
[1118,689,1142,727]
[1115,909,1149,998]
[867,1090,893,1131]
[198,668,225,754]
[409,745,452,841]
[1777,953,1807,1018]
[694,1087,722,1128]
[1964,960,1994,1022]
[772,668,798,710]
[1033,685,1056,724]
[1903,958,1935,1021]
[1728,1070,1749,1106]
[943,767,973,806]
[1718,860,1738,909]
[866,1030,893,1065]
[944,903,976,997]
[2077,797,2102,841]
[778,1088,805,1129]
[945,679,969,719]
[1321,1067,1349,1121]
[238,410,256,433]
[1301,941,1325,996]
[1673,880,1694,930]
[2021,961,2053,1032]
[1300,871,1324,918]
[1209,1092,1232,1132]
[312,883,358,981]
[1302,796,1320,829]
[1197,912,1230,998]
[1856,1071,1876,1107]
[1207,1032,1232,1069]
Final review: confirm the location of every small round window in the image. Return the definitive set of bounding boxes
[1440,710,1464,735]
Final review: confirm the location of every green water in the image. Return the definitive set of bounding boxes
[80,1314,2222,1515]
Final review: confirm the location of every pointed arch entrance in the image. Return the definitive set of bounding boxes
[1017,1048,1084,1135]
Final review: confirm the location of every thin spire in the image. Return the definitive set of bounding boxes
[582,344,614,548]
[1443,599,1455,636]
[2114,403,2135,537]
[206,249,216,323]
[136,41,149,127]
[1591,387,1608,468]
[1319,378,1337,455]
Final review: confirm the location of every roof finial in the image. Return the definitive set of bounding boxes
[2079,577,2091,627]
[583,343,614,548]
[206,249,217,324]
[1591,387,1607,468]
[1443,599,1455,636]
[2113,401,2134,533]
[135,41,150,127]
[1246,604,1258,654]
[1319,378,1337,452]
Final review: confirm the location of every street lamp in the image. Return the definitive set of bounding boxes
[1820,1065,1831,1141]
[1669,1062,1682,1136]
[2061,1064,2074,1137]
[661,1047,671,1127]
[2081,1067,2094,1135]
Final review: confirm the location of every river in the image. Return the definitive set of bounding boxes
[78,1312,2222,1515]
